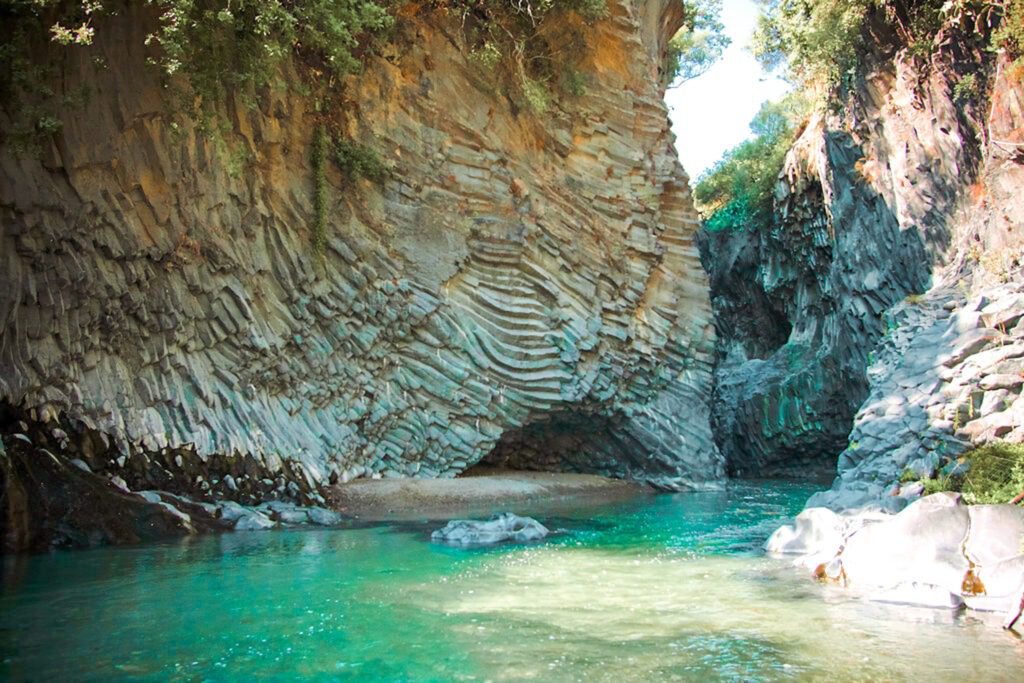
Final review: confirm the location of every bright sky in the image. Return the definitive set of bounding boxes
[665,0,790,180]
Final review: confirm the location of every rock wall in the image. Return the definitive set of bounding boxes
[699,17,1016,478]
[810,52,1024,510]
[0,0,722,520]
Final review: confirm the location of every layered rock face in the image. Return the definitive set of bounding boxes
[700,23,1020,479]
[0,0,721,535]
[808,50,1024,510]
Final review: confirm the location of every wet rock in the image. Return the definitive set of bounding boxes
[307,507,342,526]
[234,511,276,531]
[0,437,209,552]
[431,513,549,546]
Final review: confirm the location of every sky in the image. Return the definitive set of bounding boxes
[665,0,790,180]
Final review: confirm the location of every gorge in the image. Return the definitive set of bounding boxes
[2,0,1024,678]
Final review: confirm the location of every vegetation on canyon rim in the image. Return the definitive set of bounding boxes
[1,0,724,252]
[694,0,1024,232]
[1,1,722,145]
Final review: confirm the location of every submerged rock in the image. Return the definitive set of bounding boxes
[431,513,549,546]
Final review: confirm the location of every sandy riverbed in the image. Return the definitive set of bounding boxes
[328,467,651,521]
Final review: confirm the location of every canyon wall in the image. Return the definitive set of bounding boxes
[702,13,1024,497]
[0,0,722,528]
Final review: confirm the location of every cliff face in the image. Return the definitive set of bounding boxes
[0,0,722,523]
[702,14,1024,492]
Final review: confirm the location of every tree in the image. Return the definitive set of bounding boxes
[667,0,731,84]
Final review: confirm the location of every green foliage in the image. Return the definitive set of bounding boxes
[751,0,875,91]
[906,442,1024,505]
[309,128,387,253]
[442,0,610,114]
[993,0,1024,64]
[334,138,388,182]
[959,442,1024,504]
[1,0,395,149]
[143,0,394,114]
[952,72,978,103]
[667,0,730,84]
[311,125,329,255]
[559,66,588,97]
[521,76,551,113]
[694,94,809,231]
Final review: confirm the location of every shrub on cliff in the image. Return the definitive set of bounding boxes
[1,0,395,148]
[694,94,809,231]
[905,442,1024,505]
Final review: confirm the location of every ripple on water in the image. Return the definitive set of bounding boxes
[2,481,1023,681]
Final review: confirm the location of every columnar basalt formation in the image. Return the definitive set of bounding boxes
[700,19,1018,478]
[0,0,722,534]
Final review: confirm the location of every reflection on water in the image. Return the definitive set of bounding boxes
[2,481,1022,681]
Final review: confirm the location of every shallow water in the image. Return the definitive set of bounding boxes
[2,481,1022,681]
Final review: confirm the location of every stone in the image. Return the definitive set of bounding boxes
[234,511,276,531]
[69,458,91,473]
[765,507,844,563]
[980,374,1023,391]
[217,501,249,522]
[867,583,965,610]
[964,505,1024,567]
[307,507,342,526]
[430,513,549,546]
[975,556,1024,606]
[840,494,970,594]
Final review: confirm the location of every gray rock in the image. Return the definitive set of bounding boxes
[431,513,549,546]
[0,3,724,501]
[234,511,276,531]
[217,500,249,522]
[69,458,92,473]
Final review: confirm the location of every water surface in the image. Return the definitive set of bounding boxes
[3,481,1022,681]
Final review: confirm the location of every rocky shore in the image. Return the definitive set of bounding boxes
[768,492,1024,627]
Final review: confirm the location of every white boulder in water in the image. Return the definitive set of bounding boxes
[431,513,549,546]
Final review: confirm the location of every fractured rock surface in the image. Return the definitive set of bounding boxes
[700,22,1023,477]
[0,0,722,520]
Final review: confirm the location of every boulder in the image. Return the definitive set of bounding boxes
[431,513,549,546]
[840,493,970,594]
[307,507,343,526]
[234,511,276,531]
[765,507,845,565]
[965,504,1024,567]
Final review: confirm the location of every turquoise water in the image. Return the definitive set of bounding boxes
[2,481,1023,681]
